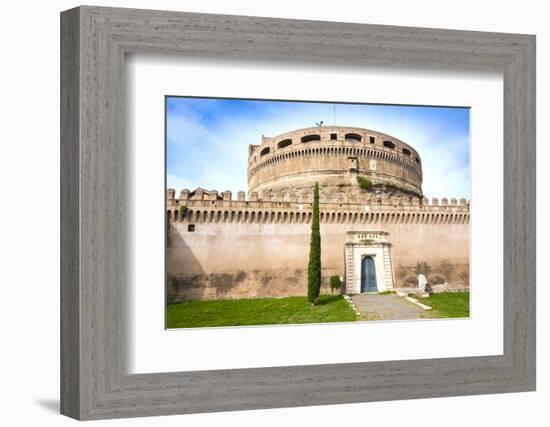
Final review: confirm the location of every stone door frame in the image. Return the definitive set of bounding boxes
[344,231,395,294]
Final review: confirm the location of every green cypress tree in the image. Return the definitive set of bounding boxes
[307,183,322,305]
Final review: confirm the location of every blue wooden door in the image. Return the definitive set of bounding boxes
[361,256,378,292]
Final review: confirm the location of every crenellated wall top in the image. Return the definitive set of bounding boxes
[167,188,469,211]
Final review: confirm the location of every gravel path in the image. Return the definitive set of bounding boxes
[351,293,426,321]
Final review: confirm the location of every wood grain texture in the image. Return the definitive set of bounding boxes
[60,6,536,420]
[60,7,80,419]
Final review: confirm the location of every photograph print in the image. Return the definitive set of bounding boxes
[165,97,470,329]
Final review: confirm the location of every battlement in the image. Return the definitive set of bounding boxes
[167,188,470,225]
[168,187,468,207]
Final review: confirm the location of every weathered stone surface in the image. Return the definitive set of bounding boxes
[248,126,423,199]
[167,221,469,300]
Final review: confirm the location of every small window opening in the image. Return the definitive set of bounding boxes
[369,136,375,144]
[345,133,362,142]
[277,139,292,149]
[260,147,270,156]
[301,134,321,143]
[330,133,337,140]
[383,140,396,149]
[402,148,411,156]
[188,224,195,232]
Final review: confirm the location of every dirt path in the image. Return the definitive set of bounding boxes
[351,293,426,321]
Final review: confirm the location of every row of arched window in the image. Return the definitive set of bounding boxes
[257,132,420,160]
[167,209,469,225]
[249,145,421,179]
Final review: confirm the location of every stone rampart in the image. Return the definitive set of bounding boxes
[167,188,469,226]
[166,188,470,302]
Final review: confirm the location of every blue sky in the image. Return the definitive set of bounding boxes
[166,97,470,199]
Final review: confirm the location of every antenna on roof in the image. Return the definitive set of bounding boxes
[315,120,324,127]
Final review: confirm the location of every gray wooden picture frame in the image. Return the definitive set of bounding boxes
[60,5,536,420]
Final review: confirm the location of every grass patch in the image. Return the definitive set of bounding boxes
[418,292,470,318]
[166,294,357,328]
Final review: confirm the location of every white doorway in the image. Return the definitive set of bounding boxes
[344,231,394,294]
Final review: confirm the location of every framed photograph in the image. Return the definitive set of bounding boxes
[61,6,536,420]
[164,97,472,328]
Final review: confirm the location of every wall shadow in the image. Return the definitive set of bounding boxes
[166,224,208,302]
[35,399,59,413]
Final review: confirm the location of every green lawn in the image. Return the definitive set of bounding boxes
[418,292,470,318]
[166,294,357,328]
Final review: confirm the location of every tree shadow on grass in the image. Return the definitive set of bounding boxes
[315,295,342,305]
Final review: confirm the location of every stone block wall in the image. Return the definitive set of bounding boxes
[166,212,469,302]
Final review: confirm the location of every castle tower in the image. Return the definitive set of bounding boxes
[247,126,423,199]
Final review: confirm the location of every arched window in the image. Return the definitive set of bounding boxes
[260,147,270,156]
[344,133,362,142]
[402,148,411,156]
[301,134,320,143]
[277,138,292,149]
[383,140,396,149]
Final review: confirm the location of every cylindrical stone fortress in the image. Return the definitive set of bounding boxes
[248,126,423,199]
